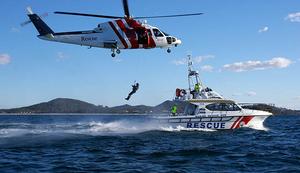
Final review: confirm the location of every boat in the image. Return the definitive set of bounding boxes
[157,55,272,130]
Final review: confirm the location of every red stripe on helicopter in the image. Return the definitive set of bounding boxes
[108,21,128,49]
[115,20,139,48]
[124,18,156,48]
[230,117,243,129]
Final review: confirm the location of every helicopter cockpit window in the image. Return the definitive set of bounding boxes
[153,29,164,37]
[162,31,169,36]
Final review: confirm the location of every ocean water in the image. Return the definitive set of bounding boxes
[0,115,299,173]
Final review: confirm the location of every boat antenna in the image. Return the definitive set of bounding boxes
[187,55,203,92]
[187,55,193,92]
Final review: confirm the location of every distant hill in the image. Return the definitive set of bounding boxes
[0,98,299,115]
[242,104,300,116]
[0,98,106,113]
[0,98,158,114]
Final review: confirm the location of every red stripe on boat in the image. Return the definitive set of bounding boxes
[236,116,254,128]
[231,117,242,129]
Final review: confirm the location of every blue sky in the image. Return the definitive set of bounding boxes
[0,0,300,109]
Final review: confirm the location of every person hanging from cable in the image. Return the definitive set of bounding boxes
[125,81,139,101]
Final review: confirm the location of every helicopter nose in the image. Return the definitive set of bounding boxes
[174,38,182,47]
[176,39,182,45]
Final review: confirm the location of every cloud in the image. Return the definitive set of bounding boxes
[172,55,214,65]
[194,55,214,63]
[232,92,256,97]
[0,54,11,65]
[232,93,243,97]
[201,65,214,72]
[258,26,268,33]
[285,12,300,22]
[113,58,123,63]
[247,91,257,96]
[293,96,300,100]
[223,57,292,72]
[57,52,69,60]
[172,59,186,65]
[10,27,20,33]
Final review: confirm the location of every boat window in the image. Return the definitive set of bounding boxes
[153,29,164,37]
[206,103,241,111]
[197,108,206,114]
[184,103,197,115]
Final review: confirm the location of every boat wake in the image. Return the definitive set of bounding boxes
[160,125,217,132]
[0,118,268,138]
[246,121,269,131]
[0,120,158,137]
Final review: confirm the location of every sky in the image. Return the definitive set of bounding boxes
[0,0,300,109]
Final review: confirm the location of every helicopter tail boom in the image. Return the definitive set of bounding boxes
[27,12,54,36]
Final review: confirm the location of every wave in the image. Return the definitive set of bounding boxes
[160,125,217,132]
[0,119,164,137]
[0,117,269,138]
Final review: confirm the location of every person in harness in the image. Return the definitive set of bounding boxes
[125,82,139,101]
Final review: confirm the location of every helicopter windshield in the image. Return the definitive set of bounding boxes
[162,31,169,36]
[153,28,164,37]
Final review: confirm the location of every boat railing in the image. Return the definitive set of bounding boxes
[174,89,224,101]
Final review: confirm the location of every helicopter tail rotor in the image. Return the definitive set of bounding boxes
[21,7,49,27]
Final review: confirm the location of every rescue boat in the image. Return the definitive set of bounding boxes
[157,55,272,130]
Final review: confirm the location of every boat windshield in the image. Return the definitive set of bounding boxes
[205,103,241,111]
[184,103,198,115]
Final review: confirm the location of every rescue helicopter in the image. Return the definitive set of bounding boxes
[24,0,203,57]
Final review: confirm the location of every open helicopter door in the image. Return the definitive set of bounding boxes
[151,28,166,47]
[136,27,148,45]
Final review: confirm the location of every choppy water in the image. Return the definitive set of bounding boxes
[0,115,299,173]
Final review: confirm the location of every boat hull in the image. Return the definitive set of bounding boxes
[157,115,270,130]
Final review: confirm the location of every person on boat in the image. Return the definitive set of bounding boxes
[125,82,139,101]
[171,105,177,116]
[180,89,187,100]
[175,88,181,100]
[191,83,201,99]
[194,83,200,93]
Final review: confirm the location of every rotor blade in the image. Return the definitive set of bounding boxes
[54,11,123,19]
[40,12,49,18]
[134,13,204,19]
[21,20,32,27]
[123,0,130,17]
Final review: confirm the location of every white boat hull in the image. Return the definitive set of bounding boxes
[157,115,270,130]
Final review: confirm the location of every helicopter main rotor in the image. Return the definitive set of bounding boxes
[54,0,203,19]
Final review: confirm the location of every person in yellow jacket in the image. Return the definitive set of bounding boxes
[191,83,201,98]
[194,83,200,93]
[171,105,177,116]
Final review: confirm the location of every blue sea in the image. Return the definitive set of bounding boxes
[0,115,299,173]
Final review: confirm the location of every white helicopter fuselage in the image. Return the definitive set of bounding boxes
[38,19,181,53]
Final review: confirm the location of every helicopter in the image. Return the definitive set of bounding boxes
[24,0,203,57]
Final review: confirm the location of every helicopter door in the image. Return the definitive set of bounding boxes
[136,28,148,45]
[152,28,165,46]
